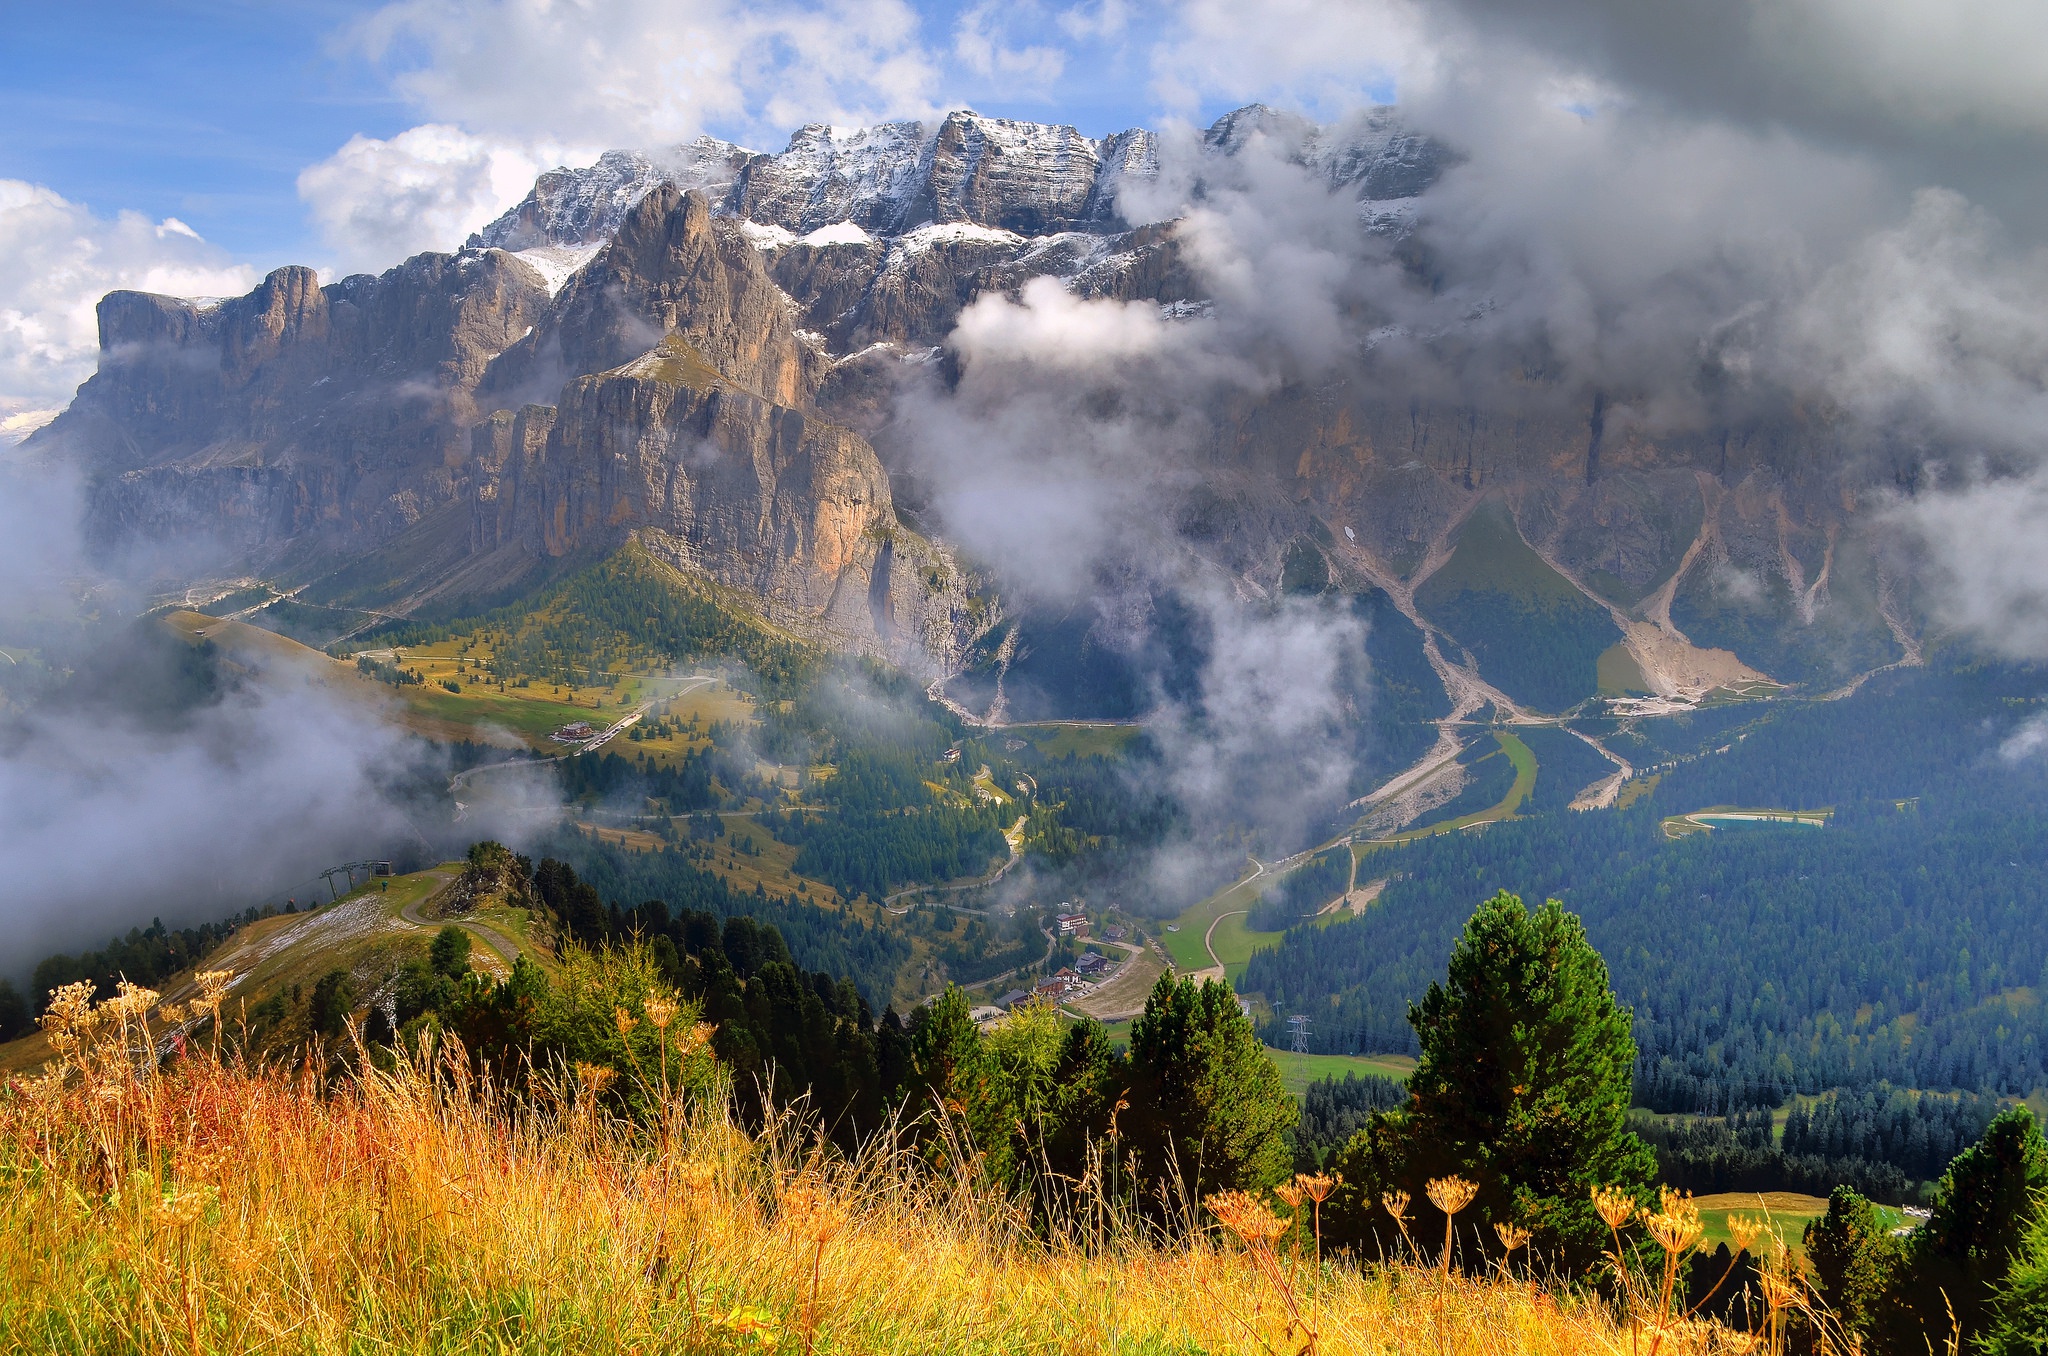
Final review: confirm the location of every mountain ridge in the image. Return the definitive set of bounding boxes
[27,102,1911,714]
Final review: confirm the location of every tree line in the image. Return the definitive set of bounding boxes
[389,848,1299,1210]
[1806,1108,2048,1354]
[535,829,910,1007]
[1639,1082,2004,1205]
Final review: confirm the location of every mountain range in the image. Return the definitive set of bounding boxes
[28,103,1912,736]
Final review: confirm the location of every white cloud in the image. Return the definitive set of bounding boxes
[0,181,256,436]
[295,0,947,276]
[1891,468,2048,661]
[2001,711,2048,762]
[954,2,1068,89]
[1058,0,1131,42]
[953,276,1168,371]
[354,0,939,147]
[1146,0,1423,115]
[1754,0,2048,137]
[297,124,580,276]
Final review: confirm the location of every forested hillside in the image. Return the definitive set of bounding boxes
[1243,797,2048,1107]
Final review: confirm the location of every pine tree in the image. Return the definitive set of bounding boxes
[1396,890,1655,1269]
[1126,975,1297,1197]
[1891,1105,2048,1352]
[907,985,983,1113]
[1981,1213,2048,1356]
[1805,1187,1905,1344]
[430,926,473,979]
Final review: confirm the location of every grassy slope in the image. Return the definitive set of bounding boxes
[584,813,849,911]
[5,1048,1682,1354]
[0,864,550,1075]
[1376,732,1537,845]
[163,608,630,754]
[1011,724,1141,758]
[1265,1048,1418,1095]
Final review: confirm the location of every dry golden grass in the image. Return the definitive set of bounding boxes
[0,986,1783,1356]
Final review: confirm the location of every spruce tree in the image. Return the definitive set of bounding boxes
[1398,890,1655,1269]
[1805,1187,1905,1344]
[1981,1215,2048,1356]
[907,985,983,1112]
[1891,1105,2048,1352]
[1126,975,1297,1197]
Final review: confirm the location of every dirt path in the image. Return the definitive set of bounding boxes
[1203,910,1247,973]
[397,890,525,968]
[1064,940,1165,1020]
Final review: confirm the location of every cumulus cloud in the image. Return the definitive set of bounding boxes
[952,275,1171,372]
[1146,0,1419,116]
[0,181,255,436]
[297,124,582,276]
[954,2,1068,90]
[293,0,946,273]
[354,0,937,149]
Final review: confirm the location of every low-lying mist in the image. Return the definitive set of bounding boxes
[0,459,557,982]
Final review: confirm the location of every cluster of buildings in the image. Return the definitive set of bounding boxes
[972,905,1139,1018]
[995,950,1120,1009]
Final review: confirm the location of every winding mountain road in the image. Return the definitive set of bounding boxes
[396,890,525,968]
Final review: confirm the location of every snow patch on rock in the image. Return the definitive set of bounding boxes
[800,221,875,248]
[510,243,603,296]
[739,221,798,250]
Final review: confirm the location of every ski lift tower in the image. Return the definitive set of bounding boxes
[1287,1014,1312,1054]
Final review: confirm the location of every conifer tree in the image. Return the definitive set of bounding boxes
[1891,1105,2048,1351]
[1805,1186,1905,1344]
[1126,975,1297,1196]
[907,985,983,1111]
[1397,890,1655,1268]
[1981,1214,2048,1356]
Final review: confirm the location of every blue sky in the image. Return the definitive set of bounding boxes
[2,1,1240,266]
[4,3,403,261]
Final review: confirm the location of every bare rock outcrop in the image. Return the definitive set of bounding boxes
[477,333,974,663]
[45,251,550,559]
[484,186,819,409]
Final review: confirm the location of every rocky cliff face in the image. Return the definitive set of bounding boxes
[484,184,820,409]
[37,174,972,664]
[34,101,1896,690]
[53,251,549,560]
[467,105,1430,352]
[474,333,974,664]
